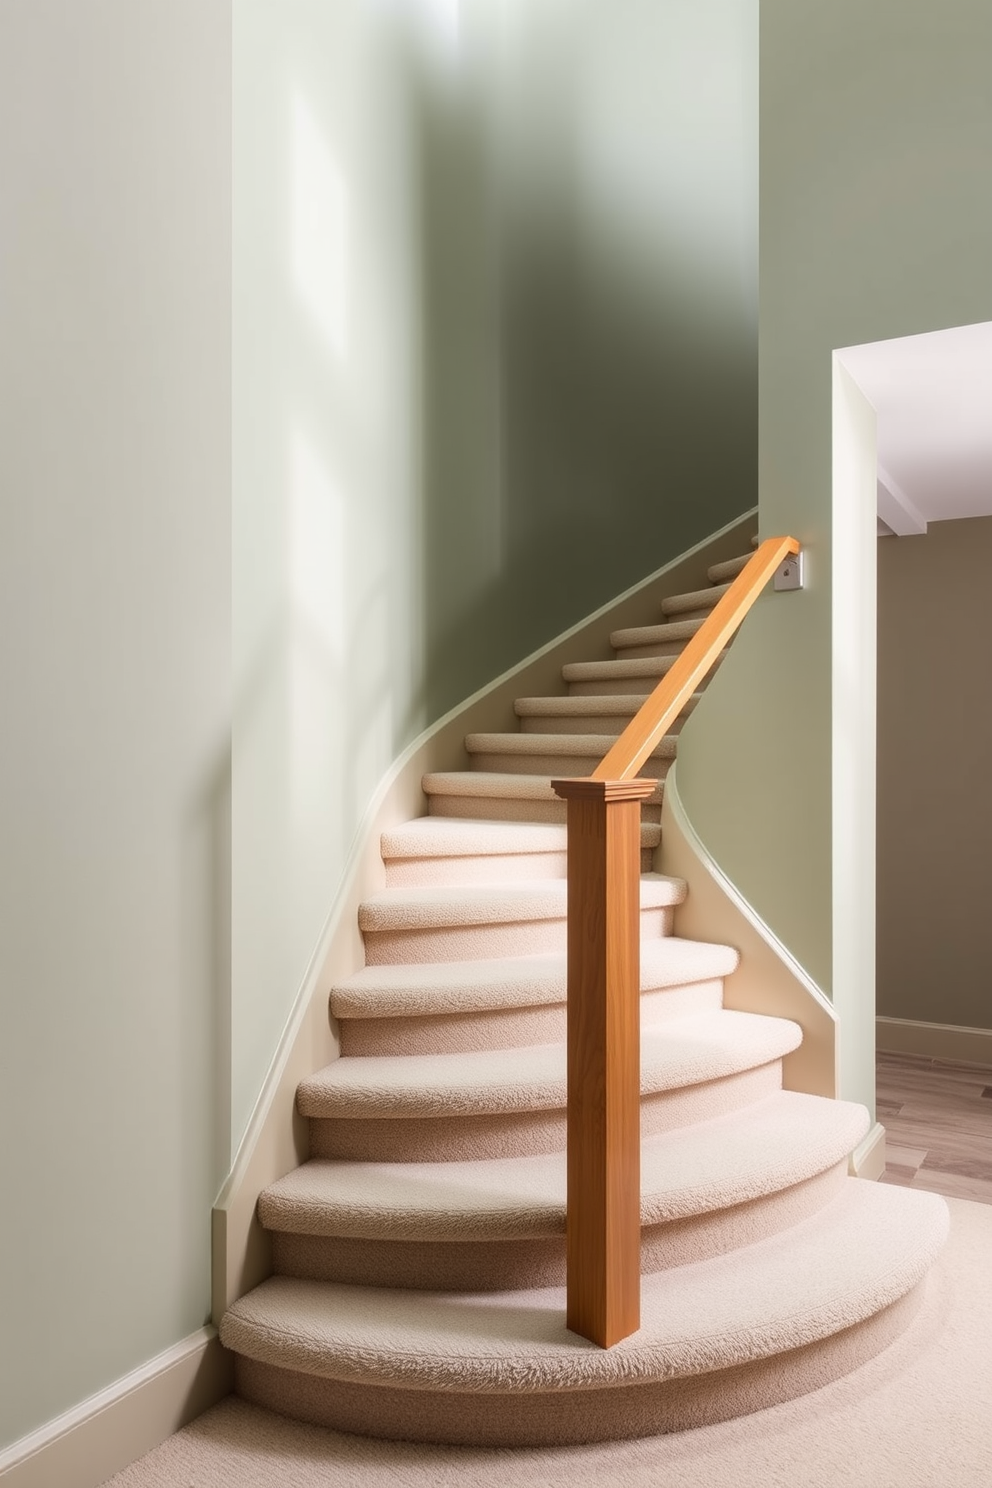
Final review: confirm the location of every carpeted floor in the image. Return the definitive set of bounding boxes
[104,1195,991,1488]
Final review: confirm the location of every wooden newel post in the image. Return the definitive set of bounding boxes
[551,776,656,1348]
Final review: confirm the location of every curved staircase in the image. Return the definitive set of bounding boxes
[220,542,948,1446]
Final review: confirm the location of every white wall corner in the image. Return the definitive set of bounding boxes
[849,1122,887,1182]
[876,463,928,536]
[831,355,878,1116]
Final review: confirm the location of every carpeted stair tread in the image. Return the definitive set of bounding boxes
[561,654,728,686]
[514,692,702,727]
[662,582,731,617]
[330,938,740,1021]
[464,731,679,761]
[221,1181,948,1393]
[424,771,582,802]
[707,552,751,583]
[259,1091,869,1241]
[422,772,665,813]
[357,874,685,933]
[610,618,705,651]
[380,816,660,865]
[297,1009,802,1119]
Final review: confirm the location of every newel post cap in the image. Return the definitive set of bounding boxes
[551,777,657,803]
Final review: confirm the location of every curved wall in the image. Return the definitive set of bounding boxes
[231,0,759,1163]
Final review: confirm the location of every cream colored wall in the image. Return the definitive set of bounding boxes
[0,0,231,1452]
[231,0,759,1161]
[231,0,427,1167]
[677,0,992,1111]
[877,516,992,1034]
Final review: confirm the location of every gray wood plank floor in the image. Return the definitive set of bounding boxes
[877,1050,992,1205]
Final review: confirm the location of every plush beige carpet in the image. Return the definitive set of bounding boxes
[104,1195,991,1487]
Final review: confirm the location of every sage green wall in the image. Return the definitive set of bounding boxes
[877,518,992,1032]
[424,0,759,717]
[678,0,992,1110]
[0,0,231,1450]
[231,0,757,1159]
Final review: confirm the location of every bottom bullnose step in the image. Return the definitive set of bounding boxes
[221,1182,948,1447]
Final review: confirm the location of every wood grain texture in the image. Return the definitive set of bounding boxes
[591,536,799,782]
[553,779,655,1347]
[877,1052,992,1206]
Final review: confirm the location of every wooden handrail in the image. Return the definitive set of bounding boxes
[552,534,800,1349]
[593,535,800,783]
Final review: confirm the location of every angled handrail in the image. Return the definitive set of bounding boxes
[593,535,800,783]
[552,535,800,1348]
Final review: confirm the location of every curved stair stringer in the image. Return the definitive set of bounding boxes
[660,764,835,1097]
[212,510,759,1321]
[660,763,883,1180]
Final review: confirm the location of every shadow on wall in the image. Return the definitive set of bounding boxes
[182,738,233,1287]
[230,0,757,1160]
[409,0,758,721]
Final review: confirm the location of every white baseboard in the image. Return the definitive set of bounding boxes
[661,763,837,1101]
[849,1122,887,1181]
[0,1327,232,1488]
[876,1016,992,1068]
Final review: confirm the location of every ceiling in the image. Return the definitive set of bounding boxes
[836,321,992,536]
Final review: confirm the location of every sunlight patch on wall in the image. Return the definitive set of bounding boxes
[373,0,461,62]
[289,425,345,664]
[291,94,349,361]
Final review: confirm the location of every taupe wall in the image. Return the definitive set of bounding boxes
[677,0,992,1111]
[0,0,231,1450]
[877,518,992,1031]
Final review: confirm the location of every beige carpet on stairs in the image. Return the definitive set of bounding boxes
[105,1196,991,1487]
[208,541,952,1447]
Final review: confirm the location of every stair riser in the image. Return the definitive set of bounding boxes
[609,620,703,652]
[614,640,723,662]
[707,554,750,584]
[383,847,655,886]
[468,752,673,780]
[518,709,692,735]
[661,584,730,619]
[338,980,725,1058]
[361,905,675,965]
[428,797,569,823]
[566,653,725,697]
[233,1284,924,1446]
[385,851,566,887]
[426,794,663,823]
[563,654,677,688]
[567,678,678,697]
[659,602,721,623]
[340,1001,566,1057]
[307,1061,782,1163]
[268,1162,848,1291]
[613,638,695,660]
